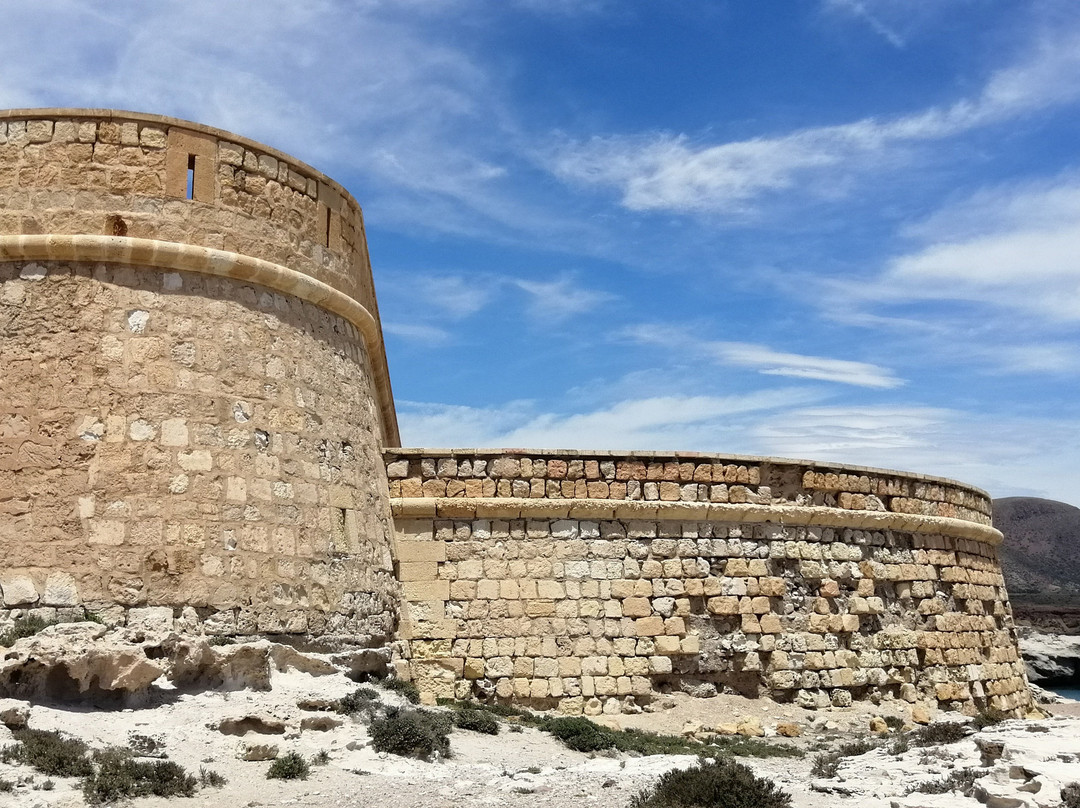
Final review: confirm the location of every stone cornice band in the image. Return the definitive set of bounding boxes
[0,234,400,447]
[391,497,1004,546]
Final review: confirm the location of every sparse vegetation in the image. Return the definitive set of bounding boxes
[883,716,905,731]
[435,700,799,758]
[911,768,979,796]
[0,615,55,647]
[369,709,452,760]
[973,709,1009,731]
[543,716,613,752]
[1062,783,1080,808]
[82,749,197,805]
[0,728,94,778]
[888,734,910,756]
[707,736,803,759]
[199,767,227,788]
[631,757,791,808]
[454,708,500,735]
[312,750,331,766]
[911,722,968,747]
[810,738,880,778]
[810,754,840,778]
[0,779,12,793]
[382,678,422,704]
[337,686,381,717]
[267,752,311,781]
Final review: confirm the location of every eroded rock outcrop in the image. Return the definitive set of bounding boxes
[1019,629,1080,685]
[0,623,164,702]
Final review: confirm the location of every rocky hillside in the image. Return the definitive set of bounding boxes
[994,497,1080,628]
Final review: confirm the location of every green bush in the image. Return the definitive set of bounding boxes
[883,716,905,731]
[702,736,802,760]
[199,767,226,788]
[912,768,979,796]
[911,723,968,747]
[0,729,94,778]
[337,686,380,716]
[631,757,791,808]
[267,752,311,781]
[369,710,451,760]
[0,779,12,793]
[0,615,54,647]
[83,750,196,805]
[1062,783,1080,808]
[835,739,878,757]
[810,738,878,778]
[810,753,839,778]
[972,709,1009,731]
[382,678,421,704]
[544,716,615,752]
[454,708,500,735]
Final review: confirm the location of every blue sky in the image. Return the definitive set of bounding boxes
[5,0,1080,503]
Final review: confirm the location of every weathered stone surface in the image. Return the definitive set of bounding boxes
[269,644,337,677]
[0,575,38,606]
[218,713,287,736]
[0,623,163,701]
[166,640,273,692]
[0,110,399,649]
[236,741,279,761]
[0,698,31,729]
[300,715,343,732]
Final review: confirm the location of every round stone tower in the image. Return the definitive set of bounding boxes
[0,109,399,646]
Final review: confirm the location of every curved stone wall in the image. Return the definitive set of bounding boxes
[0,110,399,645]
[386,450,1032,716]
[0,109,397,444]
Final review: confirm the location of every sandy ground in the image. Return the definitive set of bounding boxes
[0,667,1076,808]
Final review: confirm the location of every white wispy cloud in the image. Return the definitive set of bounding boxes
[513,276,616,320]
[752,404,1080,501]
[398,387,822,450]
[382,322,453,345]
[411,275,493,318]
[625,324,904,388]
[823,0,906,48]
[548,21,1080,214]
[0,0,561,241]
[400,394,1080,501]
[838,171,1080,322]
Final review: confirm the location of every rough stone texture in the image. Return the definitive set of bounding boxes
[0,110,379,331]
[0,623,164,701]
[384,450,992,525]
[387,451,1032,717]
[1,110,399,646]
[0,261,397,641]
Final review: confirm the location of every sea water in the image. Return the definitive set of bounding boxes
[1046,685,1080,702]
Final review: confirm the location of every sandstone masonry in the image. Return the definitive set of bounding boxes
[386,450,1032,717]
[0,110,398,646]
[0,109,1034,717]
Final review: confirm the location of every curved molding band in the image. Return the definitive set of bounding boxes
[0,234,400,447]
[391,497,1004,546]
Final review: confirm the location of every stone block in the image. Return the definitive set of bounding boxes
[0,574,38,606]
[403,580,449,601]
[399,562,438,582]
[396,541,446,563]
[42,572,79,607]
[635,617,664,636]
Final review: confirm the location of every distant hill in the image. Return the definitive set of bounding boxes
[993,497,1080,626]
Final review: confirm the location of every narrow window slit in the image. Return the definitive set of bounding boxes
[324,207,332,248]
[186,154,196,200]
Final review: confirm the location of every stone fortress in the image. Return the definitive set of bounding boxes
[0,110,1032,718]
